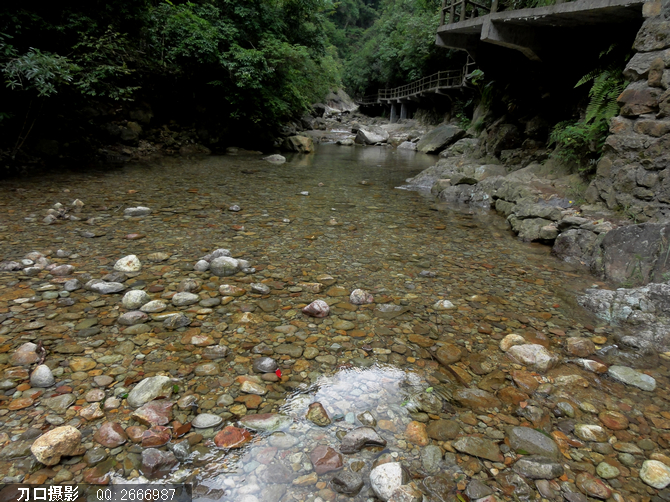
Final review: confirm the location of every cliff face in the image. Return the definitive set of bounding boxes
[586,0,670,222]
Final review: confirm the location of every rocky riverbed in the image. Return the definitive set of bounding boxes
[0,145,669,502]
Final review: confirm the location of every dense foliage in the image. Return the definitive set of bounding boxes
[0,0,342,155]
[549,44,627,172]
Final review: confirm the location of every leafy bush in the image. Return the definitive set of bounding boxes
[549,45,626,172]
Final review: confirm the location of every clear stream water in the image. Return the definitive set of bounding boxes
[1,144,657,502]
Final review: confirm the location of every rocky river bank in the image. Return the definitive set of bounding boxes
[0,144,669,502]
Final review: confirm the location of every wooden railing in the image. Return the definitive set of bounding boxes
[440,0,498,25]
[355,67,466,105]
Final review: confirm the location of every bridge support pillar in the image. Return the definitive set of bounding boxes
[390,103,398,123]
[400,102,408,120]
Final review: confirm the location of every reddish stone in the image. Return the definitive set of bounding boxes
[141,427,172,447]
[214,426,252,449]
[8,397,33,410]
[599,410,629,431]
[576,472,613,499]
[497,386,529,405]
[126,425,147,443]
[235,394,263,409]
[566,337,595,357]
[511,370,539,393]
[435,343,461,366]
[405,421,429,446]
[309,445,343,474]
[94,422,128,447]
[83,458,116,485]
[131,400,173,426]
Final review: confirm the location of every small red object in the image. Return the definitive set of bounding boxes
[275,369,282,378]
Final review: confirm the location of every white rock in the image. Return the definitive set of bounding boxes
[114,255,142,272]
[194,260,210,272]
[506,344,558,372]
[433,300,456,310]
[140,300,168,313]
[124,207,151,217]
[263,154,286,164]
[640,460,670,489]
[122,290,151,309]
[31,365,55,388]
[369,462,407,501]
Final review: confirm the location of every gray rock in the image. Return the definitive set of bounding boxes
[171,292,200,306]
[252,357,278,373]
[513,455,564,479]
[117,311,149,326]
[141,448,177,479]
[420,445,442,474]
[397,141,417,150]
[207,248,232,261]
[453,436,502,462]
[263,154,286,164]
[64,279,81,292]
[507,426,560,459]
[192,413,223,429]
[250,283,270,295]
[51,265,74,276]
[43,394,76,414]
[340,427,387,453]
[416,124,465,154]
[127,376,174,408]
[163,313,191,330]
[465,479,493,500]
[30,365,55,388]
[87,280,126,294]
[356,127,389,145]
[210,256,240,277]
[608,365,656,391]
[193,260,210,272]
[0,261,22,271]
[122,290,151,309]
[369,462,407,501]
[124,207,151,217]
[331,471,364,494]
[169,440,191,462]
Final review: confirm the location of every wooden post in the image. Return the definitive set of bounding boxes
[491,0,498,13]
[450,0,455,24]
[441,0,447,24]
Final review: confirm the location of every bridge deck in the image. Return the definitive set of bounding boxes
[437,0,645,60]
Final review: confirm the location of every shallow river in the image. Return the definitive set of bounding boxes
[0,145,667,502]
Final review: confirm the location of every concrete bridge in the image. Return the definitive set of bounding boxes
[436,0,647,61]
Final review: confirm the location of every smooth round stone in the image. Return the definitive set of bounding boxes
[30,365,55,388]
[596,462,620,479]
[64,279,81,291]
[140,300,167,313]
[172,292,200,306]
[640,460,670,489]
[333,320,355,330]
[350,289,374,305]
[250,283,270,294]
[252,357,278,373]
[86,389,106,402]
[94,375,114,387]
[122,290,151,309]
[114,255,142,272]
[194,260,210,272]
[117,311,149,326]
[195,363,219,376]
[192,413,223,429]
[608,365,656,391]
[210,257,239,277]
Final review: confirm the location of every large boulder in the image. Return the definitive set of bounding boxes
[552,229,601,266]
[356,127,389,145]
[593,223,670,285]
[416,124,465,154]
[282,135,314,153]
[31,426,82,466]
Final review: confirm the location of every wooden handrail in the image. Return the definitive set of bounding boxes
[441,0,493,24]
